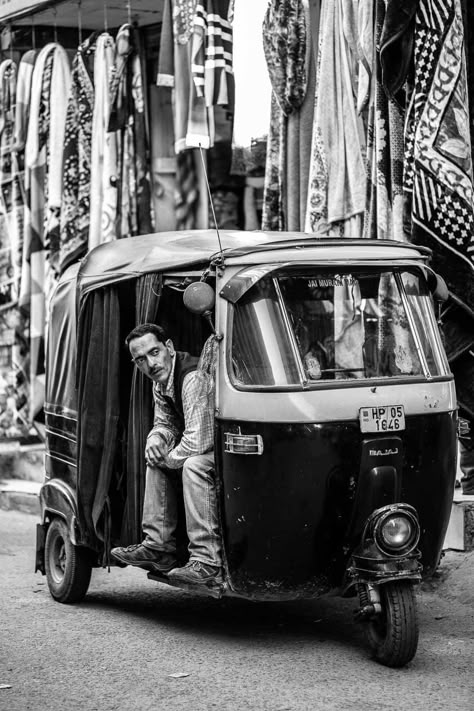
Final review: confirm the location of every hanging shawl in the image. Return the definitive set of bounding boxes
[363,0,405,241]
[21,43,58,423]
[404,0,474,313]
[12,50,37,300]
[304,0,366,236]
[261,0,308,231]
[109,24,154,239]
[45,46,71,273]
[379,0,419,102]
[191,0,235,111]
[89,32,118,249]
[59,33,97,274]
[157,0,212,153]
[0,59,17,308]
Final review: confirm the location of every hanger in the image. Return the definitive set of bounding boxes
[53,6,58,43]
[103,0,109,32]
[77,0,83,45]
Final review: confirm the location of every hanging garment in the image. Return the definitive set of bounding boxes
[21,43,59,423]
[89,32,118,249]
[191,0,235,111]
[157,0,209,227]
[109,24,154,239]
[0,59,17,308]
[363,0,405,241]
[404,0,474,313]
[379,0,419,102]
[158,0,217,153]
[286,0,318,232]
[59,33,97,274]
[175,149,199,230]
[12,50,37,300]
[262,0,309,231]
[304,0,366,236]
[44,46,71,273]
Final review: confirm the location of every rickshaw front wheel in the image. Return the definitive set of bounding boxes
[365,581,419,668]
[45,518,92,604]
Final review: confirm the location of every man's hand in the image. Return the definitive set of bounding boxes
[145,432,173,467]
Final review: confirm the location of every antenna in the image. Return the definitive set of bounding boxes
[198,144,224,258]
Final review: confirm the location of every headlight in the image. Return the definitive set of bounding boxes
[380,515,413,548]
[373,508,420,556]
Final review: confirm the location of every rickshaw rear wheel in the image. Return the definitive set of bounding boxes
[365,581,419,668]
[45,517,92,604]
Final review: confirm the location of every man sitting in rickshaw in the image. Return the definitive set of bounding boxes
[111,323,222,585]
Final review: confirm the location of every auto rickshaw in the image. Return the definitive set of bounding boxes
[35,230,457,668]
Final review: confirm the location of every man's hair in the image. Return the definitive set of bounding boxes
[125,323,169,349]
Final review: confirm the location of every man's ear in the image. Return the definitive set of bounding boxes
[165,339,175,356]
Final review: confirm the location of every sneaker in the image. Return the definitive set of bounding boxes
[110,544,177,573]
[167,560,223,586]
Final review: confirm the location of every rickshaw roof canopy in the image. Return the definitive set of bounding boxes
[77,230,432,300]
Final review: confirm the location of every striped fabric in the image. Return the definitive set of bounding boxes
[191,0,235,110]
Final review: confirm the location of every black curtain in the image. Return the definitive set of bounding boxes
[121,273,163,543]
[76,288,121,551]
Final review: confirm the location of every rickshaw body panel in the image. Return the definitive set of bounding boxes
[213,245,457,598]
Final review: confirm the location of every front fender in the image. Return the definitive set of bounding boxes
[343,539,422,593]
[39,479,81,545]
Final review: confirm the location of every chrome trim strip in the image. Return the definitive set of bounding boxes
[45,451,77,468]
[45,428,76,444]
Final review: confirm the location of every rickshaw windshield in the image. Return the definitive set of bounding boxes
[229,267,448,387]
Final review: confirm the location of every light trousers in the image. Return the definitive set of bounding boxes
[142,452,221,566]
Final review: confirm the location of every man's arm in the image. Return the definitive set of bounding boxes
[161,371,214,469]
[146,386,180,467]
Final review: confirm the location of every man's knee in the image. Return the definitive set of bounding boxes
[182,452,215,480]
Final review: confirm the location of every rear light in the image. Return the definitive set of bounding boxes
[224,432,264,455]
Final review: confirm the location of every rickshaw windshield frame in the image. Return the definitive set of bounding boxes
[227,264,449,390]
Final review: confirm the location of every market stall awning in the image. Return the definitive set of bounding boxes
[0,0,163,27]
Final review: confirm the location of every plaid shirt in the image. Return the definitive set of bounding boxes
[148,355,214,469]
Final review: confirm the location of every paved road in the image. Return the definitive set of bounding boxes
[1,510,473,711]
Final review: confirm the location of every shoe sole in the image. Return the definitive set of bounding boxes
[111,552,177,574]
[167,572,223,586]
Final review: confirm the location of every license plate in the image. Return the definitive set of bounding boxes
[359,405,405,433]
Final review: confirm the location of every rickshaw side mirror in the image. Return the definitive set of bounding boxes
[428,273,449,303]
[183,282,216,315]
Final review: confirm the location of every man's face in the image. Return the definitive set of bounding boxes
[129,333,174,384]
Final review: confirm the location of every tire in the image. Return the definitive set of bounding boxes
[365,581,419,667]
[45,518,92,604]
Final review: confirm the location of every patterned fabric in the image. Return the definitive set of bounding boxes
[175,149,199,229]
[150,355,214,469]
[21,43,58,422]
[364,0,405,241]
[192,0,235,110]
[109,24,154,238]
[404,0,474,313]
[59,33,97,274]
[262,0,308,231]
[44,46,71,273]
[0,59,17,307]
[304,0,365,235]
[89,32,118,249]
[12,51,37,299]
[262,93,285,231]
